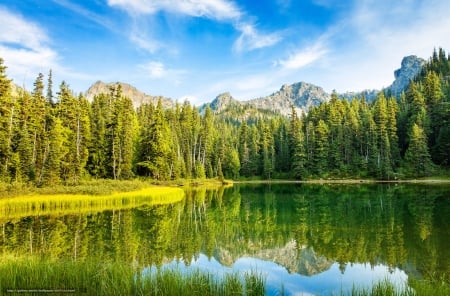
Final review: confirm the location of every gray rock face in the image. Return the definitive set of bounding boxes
[209,92,240,113]
[84,55,425,115]
[246,82,330,116]
[388,55,425,96]
[213,240,332,276]
[85,81,174,109]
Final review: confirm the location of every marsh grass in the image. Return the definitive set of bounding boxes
[1,256,448,296]
[1,257,266,296]
[347,277,450,296]
[0,186,184,219]
[137,268,265,296]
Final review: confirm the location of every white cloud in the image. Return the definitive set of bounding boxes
[140,61,166,78]
[233,23,282,53]
[108,0,281,53]
[326,0,450,92]
[130,31,163,54]
[52,0,118,33]
[0,6,96,90]
[139,60,187,83]
[107,0,241,20]
[277,42,328,70]
[0,7,59,81]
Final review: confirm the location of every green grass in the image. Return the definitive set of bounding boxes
[0,186,184,220]
[0,256,265,296]
[1,256,448,296]
[347,278,450,296]
[0,178,232,198]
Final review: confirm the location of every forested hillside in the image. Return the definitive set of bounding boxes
[0,49,449,184]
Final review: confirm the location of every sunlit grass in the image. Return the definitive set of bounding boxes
[0,186,184,219]
[346,277,450,296]
[0,256,266,296]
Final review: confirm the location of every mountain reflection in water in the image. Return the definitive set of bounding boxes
[1,183,449,294]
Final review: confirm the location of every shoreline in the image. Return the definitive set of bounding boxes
[233,178,450,184]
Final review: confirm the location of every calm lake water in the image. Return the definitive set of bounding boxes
[1,184,449,295]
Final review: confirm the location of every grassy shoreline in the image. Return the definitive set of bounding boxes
[0,257,448,296]
[0,186,185,220]
[0,178,231,199]
[233,177,450,184]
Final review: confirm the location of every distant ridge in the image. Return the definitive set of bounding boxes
[85,81,174,109]
[84,55,425,116]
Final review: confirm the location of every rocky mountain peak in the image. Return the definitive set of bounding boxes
[246,81,330,116]
[389,55,425,96]
[85,81,174,109]
[209,92,239,113]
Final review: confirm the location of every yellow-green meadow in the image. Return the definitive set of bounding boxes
[0,186,184,220]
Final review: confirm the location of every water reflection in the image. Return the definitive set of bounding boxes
[147,253,408,296]
[1,184,449,293]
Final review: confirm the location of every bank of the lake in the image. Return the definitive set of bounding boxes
[1,183,449,295]
[0,178,230,198]
[1,256,448,296]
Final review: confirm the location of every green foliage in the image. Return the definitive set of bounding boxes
[0,48,449,183]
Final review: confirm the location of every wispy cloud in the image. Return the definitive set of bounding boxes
[52,0,116,31]
[276,42,328,70]
[107,0,241,20]
[0,7,59,81]
[139,60,187,82]
[107,0,281,53]
[233,22,283,53]
[0,6,96,89]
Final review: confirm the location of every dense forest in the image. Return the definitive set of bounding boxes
[0,48,449,184]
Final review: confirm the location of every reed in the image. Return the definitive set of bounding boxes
[347,277,450,296]
[0,186,184,220]
[0,257,266,296]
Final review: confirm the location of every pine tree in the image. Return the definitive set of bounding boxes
[373,92,393,179]
[41,117,66,185]
[47,69,54,105]
[289,106,306,179]
[404,123,433,177]
[238,122,251,176]
[314,119,329,175]
[0,58,14,181]
[137,99,171,180]
[87,94,109,178]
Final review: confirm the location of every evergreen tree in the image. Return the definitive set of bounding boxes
[289,106,306,179]
[47,69,54,105]
[0,58,14,180]
[137,100,171,180]
[404,123,433,177]
[41,117,66,185]
[373,92,393,179]
[313,119,329,175]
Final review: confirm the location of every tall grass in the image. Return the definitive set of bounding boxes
[0,186,184,219]
[347,278,450,296]
[0,257,265,296]
[1,256,448,296]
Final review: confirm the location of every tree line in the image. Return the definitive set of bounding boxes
[0,48,449,184]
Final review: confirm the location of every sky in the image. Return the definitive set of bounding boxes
[1,0,450,105]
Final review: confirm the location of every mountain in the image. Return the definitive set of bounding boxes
[388,55,426,96]
[84,55,425,116]
[213,240,333,276]
[85,81,174,109]
[203,82,330,117]
[246,82,330,116]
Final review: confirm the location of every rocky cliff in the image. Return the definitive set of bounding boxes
[84,55,425,115]
[85,81,174,109]
[246,82,330,116]
[388,55,425,96]
[213,240,332,276]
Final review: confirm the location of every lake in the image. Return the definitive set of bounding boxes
[1,183,449,295]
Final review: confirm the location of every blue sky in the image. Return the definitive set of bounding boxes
[1,0,450,105]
